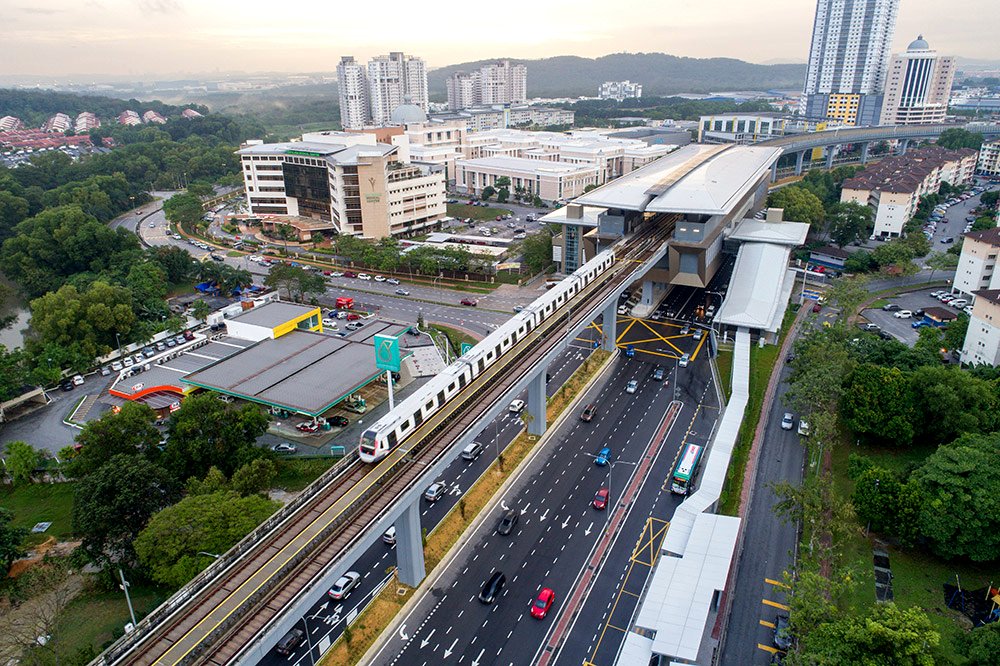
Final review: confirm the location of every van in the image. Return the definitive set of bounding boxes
[461,442,484,461]
[478,571,506,604]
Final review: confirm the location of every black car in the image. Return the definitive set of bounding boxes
[882,303,900,311]
[479,570,506,604]
[60,380,74,392]
[329,415,349,428]
[496,510,518,536]
[275,627,306,655]
[652,367,665,381]
[773,614,792,650]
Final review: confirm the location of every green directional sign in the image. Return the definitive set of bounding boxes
[374,334,401,372]
[461,342,474,356]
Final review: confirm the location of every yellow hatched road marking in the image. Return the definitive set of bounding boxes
[759,619,776,629]
[762,599,791,610]
[765,578,791,589]
[758,644,780,654]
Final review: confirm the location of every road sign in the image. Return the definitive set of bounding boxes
[374,334,401,372]
[461,342,473,355]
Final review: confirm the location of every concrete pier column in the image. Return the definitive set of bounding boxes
[770,160,779,183]
[526,369,547,436]
[602,301,617,352]
[860,142,871,164]
[395,501,426,587]
[825,146,836,169]
[794,150,807,176]
[899,139,910,155]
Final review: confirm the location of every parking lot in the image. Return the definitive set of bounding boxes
[860,287,966,345]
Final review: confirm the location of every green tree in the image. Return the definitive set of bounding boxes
[793,602,939,666]
[786,328,853,415]
[191,299,211,321]
[910,432,1000,561]
[924,251,958,283]
[497,187,509,203]
[827,201,873,247]
[910,365,999,444]
[263,263,325,302]
[0,345,32,402]
[767,185,826,227]
[69,402,160,477]
[73,453,179,565]
[494,176,511,189]
[980,190,999,210]
[149,245,196,284]
[274,224,296,253]
[871,239,917,272]
[162,192,203,227]
[957,623,1000,666]
[0,507,28,575]
[134,491,278,588]
[841,364,916,446]
[522,228,554,274]
[481,186,496,201]
[936,128,984,150]
[851,466,903,533]
[532,194,545,208]
[0,191,30,241]
[826,275,870,319]
[185,466,229,496]
[229,458,277,496]
[126,261,169,318]
[164,393,270,480]
[4,440,40,485]
[943,314,969,351]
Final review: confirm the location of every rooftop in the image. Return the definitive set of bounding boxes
[964,227,1000,246]
[727,219,810,246]
[974,289,1000,306]
[229,301,319,329]
[456,155,598,176]
[714,242,798,332]
[842,146,979,194]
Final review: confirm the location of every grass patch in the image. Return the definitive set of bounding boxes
[273,458,335,492]
[0,483,76,544]
[717,309,796,516]
[320,350,611,666]
[428,324,479,358]
[446,203,511,221]
[870,298,889,309]
[226,250,242,257]
[715,347,734,400]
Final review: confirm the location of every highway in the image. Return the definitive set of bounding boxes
[257,334,599,665]
[368,333,719,666]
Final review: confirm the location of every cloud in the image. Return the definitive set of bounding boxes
[137,0,183,13]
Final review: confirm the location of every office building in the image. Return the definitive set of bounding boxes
[840,145,978,237]
[977,139,1000,178]
[599,81,643,101]
[238,130,445,240]
[961,288,1000,367]
[801,0,900,126]
[337,56,370,130]
[879,36,955,125]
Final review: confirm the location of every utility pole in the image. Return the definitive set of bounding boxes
[119,569,137,629]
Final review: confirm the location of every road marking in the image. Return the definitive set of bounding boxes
[762,599,791,611]
[765,578,791,589]
[758,644,780,654]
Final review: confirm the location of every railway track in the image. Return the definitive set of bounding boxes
[98,226,666,666]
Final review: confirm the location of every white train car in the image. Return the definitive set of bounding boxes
[358,249,616,463]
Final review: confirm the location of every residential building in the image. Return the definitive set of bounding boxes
[446,72,478,111]
[118,110,142,126]
[456,156,599,202]
[840,145,978,237]
[237,130,446,239]
[181,108,203,119]
[978,139,1000,177]
[953,227,1000,300]
[142,110,167,124]
[337,56,370,130]
[801,0,900,126]
[42,113,72,133]
[961,289,1000,367]
[599,81,643,101]
[367,52,428,127]
[74,112,100,134]
[879,36,955,125]
[0,116,24,131]
[478,60,527,105]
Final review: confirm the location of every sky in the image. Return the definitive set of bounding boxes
[4,0,996,78]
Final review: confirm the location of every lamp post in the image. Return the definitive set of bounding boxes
[115,332,123,363]
[197,551,221,559]
[119,569,138,629]
[299,616,317,666]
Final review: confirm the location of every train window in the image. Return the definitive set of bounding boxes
[387,431,398,447]
[477,359,485,373]
[458,373,467,389]
[437,390,445,406]
[495,345,501,357]
[414,411,424,427]
[426,401,434,411]
[448,382,456,392]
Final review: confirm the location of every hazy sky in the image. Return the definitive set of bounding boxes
[5,0,996,78]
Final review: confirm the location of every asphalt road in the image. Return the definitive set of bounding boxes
[366,338,718,666]
[256,336,599,666]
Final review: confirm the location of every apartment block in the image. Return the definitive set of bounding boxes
[118,110,142,126]
[336,52,428,129]
[42,113,72,133]
[238,130,445,240]
[181,108,203,119]
[337,56,370,130]
[978,139,1000,177]
[961,289,1000,367]
[142,110,167,124]
[879,36,955,126]
[479,60,527,105]
[840,146,979,237]
[74,112,100,133]
[0,116,24,131]
[953,228,1000,300]
[599,81,642,101]
[446,72,478,111]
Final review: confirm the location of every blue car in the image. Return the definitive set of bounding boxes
[595,447,611,466]
[912,320,929,329]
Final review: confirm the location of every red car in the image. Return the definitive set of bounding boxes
[322,270,332,276]
[346,312,361,321]
[460,298,478,307]
[344,271,358,278]
[296,421,320,433]
[530,588,555,619]
[593,487,609,510]
[812,302,822,313]
[496,215,503,221]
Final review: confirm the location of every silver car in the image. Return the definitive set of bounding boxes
[424,482,446,502]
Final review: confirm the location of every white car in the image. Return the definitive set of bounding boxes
[327,571,361,600]
[373,275,386,282]
[111,361,123,371]
[625,379,638,394]
[964,305,974,315]
[386,278,400,285]
[321,318,339,330]
[798,420,810,437]
[72,375,85,386]
[509,399,525,413]
[331,271,344,278]
[893,310,912,319]
[678,353,690,368]
[358,273,372,281]
[781,413,794,430]
[123,357,134,368]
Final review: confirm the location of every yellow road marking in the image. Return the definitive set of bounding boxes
[690,330,708,361]
[621,590,641,598]
[605,624,628,633]
[758,644,780,654]
[616,318,639,343]
[759,619,776,629]
[763,599,791,610]
[765,578,791,589]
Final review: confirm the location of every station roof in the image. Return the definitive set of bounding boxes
[727,219,810,246]
[646,146,783,215]
[539,204,608,228]
[714,243,797,333]
[229,301,318,329]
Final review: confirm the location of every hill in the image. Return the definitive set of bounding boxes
[428,52,806,98]
[0,89,205,127]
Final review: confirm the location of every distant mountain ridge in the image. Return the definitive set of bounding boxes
[428,52,807,98]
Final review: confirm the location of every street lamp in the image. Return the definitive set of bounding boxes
[583,453,637,524]
[299,616,317,666]
[119,569,138,629]
[115,332,123,362]
[197,551,221,559]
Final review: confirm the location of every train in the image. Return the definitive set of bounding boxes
[358,248,617,463]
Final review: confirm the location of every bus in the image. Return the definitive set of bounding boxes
[670,443,704,495]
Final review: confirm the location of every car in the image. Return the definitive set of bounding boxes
[580,403,597,422]
[123,357,135,367]
[797,420,810,437]
[460,298,478,306]
[496,509,519,535]
[271,443,298,454]
[111,360,123,371]
[781,412,794,430]
[296,421,320,433]
[882,303,901,311]
[382,526,397,545]
[893,310,912,319]
[478,571,506,604]
[386,278,400,285]
[331,271,344,278]
[939,294,956,303]
[930,290,945,297]
[679,324,691,335]
[394,288,410,296]
[275,628,306,655]
[592,487,610,510]
[648,366,665,382]
[773,614,792,650]
[60,379,74,392]
[358,273,372,280]
[374,275,386,282]
[329,415,349,428]
[183,330,195,341]
[165,338,177,348]
[345,321,365,331]
[679,353,690,368]
[878,330,895,341]
[693,328,703,341]
[424,482,445,502]
[965,305,974,315]
[812,302,822,313]
[172,234,182,240]
[344,271,357,278]
[100,366,111,376]
[950,299,968,309]
[625,379,638,394]
[72,374,85,386]
[322,318,339,329]
[327,571,361,600]
[148,221,155,228]
[509,399,525,413]
[174,335,186,345]
[461,442,484,461]
[941,237,955,244]
[346,312,361,321]
[595,447,611,466]
[530,588,556,619]
[912,320,930,329]
[859,323,880,332]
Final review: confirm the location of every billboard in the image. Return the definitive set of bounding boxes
[374,334,401,373]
